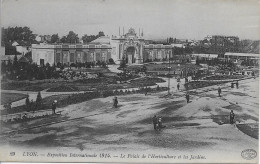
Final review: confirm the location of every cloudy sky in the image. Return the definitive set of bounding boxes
[1,0,260,40]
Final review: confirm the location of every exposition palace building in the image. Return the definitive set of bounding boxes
[32,28,173,65]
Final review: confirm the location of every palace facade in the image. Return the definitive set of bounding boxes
[32,28,173,65]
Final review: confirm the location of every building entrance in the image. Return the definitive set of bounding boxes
[126,47,135,64]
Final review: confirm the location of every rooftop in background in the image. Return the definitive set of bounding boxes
[90,36,111,45]
[224,52,260,58]
[192,54,219,58]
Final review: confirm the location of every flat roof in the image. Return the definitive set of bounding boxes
[192,54,218,58]
[225,52,260,58]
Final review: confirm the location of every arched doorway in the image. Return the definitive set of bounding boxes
[126,46,135,64]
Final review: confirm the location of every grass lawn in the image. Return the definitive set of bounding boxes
[1,92,28,105]
[237,124,258,139]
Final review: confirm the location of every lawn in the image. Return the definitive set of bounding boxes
[1,92,28,105]
[237,124,258,139]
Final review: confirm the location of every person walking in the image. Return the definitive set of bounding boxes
[113,96,118,108]
[177,83,180,90]
[218,87,221,97]
[231,82,234,88]
[52,100,57,114]
[152,115,158,130]
[158,117,162,130]
[186,92,190,103]
[230,110,235,124]
[236,81,239,89]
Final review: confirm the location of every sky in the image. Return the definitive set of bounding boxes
[1,0,260,40]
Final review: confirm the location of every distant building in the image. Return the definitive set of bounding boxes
[224,52,259,65]
[12,41,31,55]
[32,28,174,65]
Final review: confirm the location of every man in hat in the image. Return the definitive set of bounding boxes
[177,83,180,91]
[152,115,158,130]
[230,110,235,124]
[186,92,190,103]
[113,97,118,108]
[218,87,221,97]
[236,81,239,89]
[52,100,57,114]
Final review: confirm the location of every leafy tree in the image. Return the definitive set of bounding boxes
[82,34,96,43]
[13,54,19,74]
[60,36,67,43]
[196,56,200,65]
[50,34,60,43]
[81,31,106,43]
[98,31,105,37]
[1,61,6,74]
[1,26,36,46]
[25,95,30,111]
[36,91,42,110]
[108,58,115,64]
[66,31,79,43]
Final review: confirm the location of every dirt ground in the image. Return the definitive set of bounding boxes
[0,77,258,163]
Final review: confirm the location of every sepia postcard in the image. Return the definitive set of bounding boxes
[0,0,259,163]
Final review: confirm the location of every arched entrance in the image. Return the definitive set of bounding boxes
[126,46,135,64]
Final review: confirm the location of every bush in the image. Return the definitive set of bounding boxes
[119,90,124,95]
[70,63,77,67]
[103,90,114,97]
[109,58,115,64]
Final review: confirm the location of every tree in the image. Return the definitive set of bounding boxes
[36,91,42,110]
[82,34,96,43]
[60,31,79,43]
[108,58,115,64]
[1,26,36,46]
[119,57,127,73]
[81,32,106,43]
[98,31,105,37]
[25,95,30,111]
[66,31,79,44]
[50,34,60,43]
[1,61,6,75]
[13,54,19,75]
[60,36,67,43]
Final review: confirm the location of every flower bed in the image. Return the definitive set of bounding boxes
[130,77,166,87]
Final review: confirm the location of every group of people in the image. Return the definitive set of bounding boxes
[152,115,165,130]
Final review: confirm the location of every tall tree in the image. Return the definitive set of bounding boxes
[1,26,36,45]
[66,31,79,43]
[36,91,42,110]
[97,31,105,37]
[60,36,67,43]
[50,34,60,43]
[82,34,96,43]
